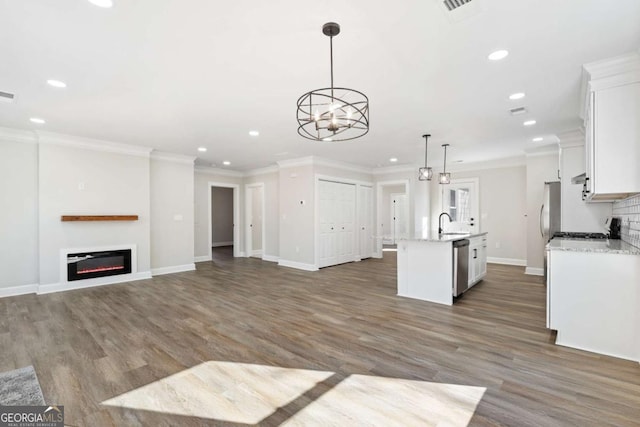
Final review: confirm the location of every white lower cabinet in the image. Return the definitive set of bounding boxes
[548,248,640,361]
[468,234,487,287]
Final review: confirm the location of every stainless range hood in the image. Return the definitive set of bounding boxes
[571,173,586,184]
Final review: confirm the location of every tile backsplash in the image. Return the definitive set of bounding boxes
[612,194,640,248]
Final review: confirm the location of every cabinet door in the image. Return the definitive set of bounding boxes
[478,242,487,278]
[593,82,640,194]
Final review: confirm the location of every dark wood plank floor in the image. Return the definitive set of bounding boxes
[1,249,639,426]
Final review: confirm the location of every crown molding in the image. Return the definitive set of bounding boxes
[151,150,196,165]
[244,165,279,177]
[36,131,153,157]
[0,127,38,144]
[313,157,373,175]
[524,145,558,158]
[194,165,243,178]
[442,155,527,173]
[276,156,314,169]
[371,164,415,176]
[557,128,584,149]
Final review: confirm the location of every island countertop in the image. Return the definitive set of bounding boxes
[401,231,488,243]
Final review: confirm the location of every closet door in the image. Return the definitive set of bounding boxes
[358,185,373,259]
[318,180,338,268]
[337,183,356,264]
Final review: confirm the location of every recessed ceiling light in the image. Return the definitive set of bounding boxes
[222,161,231,166]
[198,147,207,152]
[88,0,113,8]
[523,120,537,126]
[249,130,260,137]
[47,79,67,88]
[488,50,509,61]
[532,137,544,142]
[509,92,525,100]
[322,137,333,142]
[30,118,45,124]
[389,158,398,163]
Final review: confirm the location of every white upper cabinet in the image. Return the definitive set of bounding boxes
[581,53,640,201]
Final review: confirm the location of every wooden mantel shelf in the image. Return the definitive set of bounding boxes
[61,215,139,222]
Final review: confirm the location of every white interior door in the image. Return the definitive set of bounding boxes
[441,179,479,234]
[250,186,263,256]
[390,193,408,244]
[337,183,356,264]
[358,185,373,259]
[319,180,338,268]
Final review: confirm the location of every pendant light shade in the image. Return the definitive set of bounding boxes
[296,22,370,142]
[439,144,451,184]
[418,134,433,181]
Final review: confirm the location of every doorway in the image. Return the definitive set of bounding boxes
[376,180,410,256]
[208,182,240,259]
[440,178,479,234]
[245,183,265,258]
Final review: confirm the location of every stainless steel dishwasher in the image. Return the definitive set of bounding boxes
[452,239,470,297]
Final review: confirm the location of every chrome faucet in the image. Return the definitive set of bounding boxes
[438,212,452,235]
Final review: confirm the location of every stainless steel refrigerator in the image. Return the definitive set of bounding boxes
[542,181,561,284]
[540,181,561,241]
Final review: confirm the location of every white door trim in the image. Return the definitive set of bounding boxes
[208,182,241,259]
[375,179,410,258]
[244,182,266,259]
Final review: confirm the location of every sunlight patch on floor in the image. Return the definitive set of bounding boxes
[282,374,486,427]
[102,361,333,424]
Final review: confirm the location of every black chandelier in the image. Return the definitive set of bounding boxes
[296,22,369,142]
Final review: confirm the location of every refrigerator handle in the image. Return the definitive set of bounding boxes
[539,204,545,238]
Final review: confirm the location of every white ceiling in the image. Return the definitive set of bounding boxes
[1,0,639,170]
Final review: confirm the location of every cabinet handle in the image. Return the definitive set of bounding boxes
[473,248,477,259]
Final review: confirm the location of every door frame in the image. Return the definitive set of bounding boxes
[244,182,266,259]
[208,182,241,259]
[437,177,480,233]
[314,174,374,269]
[376,180,410,258]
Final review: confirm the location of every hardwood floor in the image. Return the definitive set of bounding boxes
[1,250,639,426]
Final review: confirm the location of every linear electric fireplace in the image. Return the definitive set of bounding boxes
[67,249,132,281]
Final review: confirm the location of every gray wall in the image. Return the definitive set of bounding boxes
[211,186,234,246]
[0,137,39,291]
[278,164,315,265]
[432,165,528,263]
[150,154,195,271]
[38,142,151,285]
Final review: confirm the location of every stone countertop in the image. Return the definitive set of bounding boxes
[546,237,640,255]
[401,231,488,243]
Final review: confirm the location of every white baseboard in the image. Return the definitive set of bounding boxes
[151,263,196,276]
[278,259,318,272]
[212,241,233,247]
[487,257,527,266]
[238,251,246,257]
[525,267,544,276]
[38,271,152,295]
[251,249,263,257]
[262,254,279,263]
[372,252,383,259]
[194,255,212,263]
[0,283,39,298]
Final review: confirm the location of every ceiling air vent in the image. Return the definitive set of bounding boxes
[443,0,473,11]
[0,91,15,103]
[509,107,528,116]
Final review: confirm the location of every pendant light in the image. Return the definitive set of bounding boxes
[439,144,451,184]
[296,22,370,142]
[418,134,433,181]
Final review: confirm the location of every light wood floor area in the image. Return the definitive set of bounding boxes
[2,249,639,426]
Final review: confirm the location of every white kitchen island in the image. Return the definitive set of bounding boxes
[397,232,487,306]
